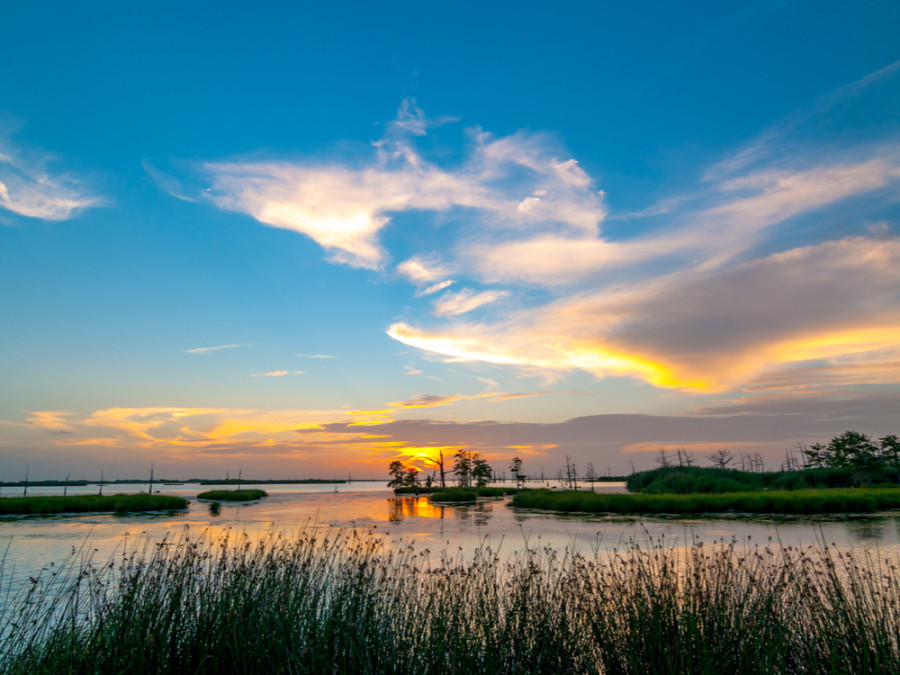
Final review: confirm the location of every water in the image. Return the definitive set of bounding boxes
[3,481,900,593]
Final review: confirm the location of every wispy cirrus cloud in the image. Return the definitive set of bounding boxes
[0,129,104,221]
[396,253,455,285]
[142,159,198,203]
[251,370,303,377]
[389,393,463,409]
[185,344,242,354]
[387,390,545,409]
[432,288,509,316]
[25,410,77,433]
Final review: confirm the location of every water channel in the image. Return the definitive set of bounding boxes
[3,481,900,594]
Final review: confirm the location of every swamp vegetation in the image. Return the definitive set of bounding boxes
[196,489,268,502]
[0,494,188,516]
[512,487,900,515]
[1,529,899,673]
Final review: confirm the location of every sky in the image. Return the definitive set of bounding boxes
[1,1,900,480]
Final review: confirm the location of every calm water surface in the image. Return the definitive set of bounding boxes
[3,481,900,590]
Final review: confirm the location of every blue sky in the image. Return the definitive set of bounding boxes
[2,1,899,479]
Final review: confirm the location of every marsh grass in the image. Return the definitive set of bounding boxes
[512,487,900,515]
[626,466,894,494]
[0,494,188,515]
[394,486,519,496]
[196,489,267,501]
[429,488,479,503]
[1,527,899,674]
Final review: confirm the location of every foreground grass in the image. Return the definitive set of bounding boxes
[512,487,900,514]
[196,489,267,501]
[2,529,900,674]
[0,494,188,515]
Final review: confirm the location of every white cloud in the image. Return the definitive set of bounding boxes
[396,253,454,285]
[462,152,900,286]
[432,288,510,316]
[185,344,241,354]
[201,101,606,270]
[0,132,103,221]
[420,280,455,296]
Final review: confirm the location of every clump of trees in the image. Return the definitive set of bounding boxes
[452,450,493,487]
[803,431,900,483]
[629,431,900,493]
[388,450,495,489]
[387,461,420,488]
[510,457,526,487]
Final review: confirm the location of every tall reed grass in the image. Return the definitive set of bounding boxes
[1,528,899,673]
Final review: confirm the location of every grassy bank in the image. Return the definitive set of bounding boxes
[2,530,899,673]
[197,489,267,501]
[0,494,188,515]
[626,465,895,494]
[511,487,900,514]
[428,487,479,502]
[394,486,519,497]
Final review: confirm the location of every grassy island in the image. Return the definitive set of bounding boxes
[0,494,188,515]
[395,485,518,497]
[428,487,479,503]
[511,487,900,515]
[197,489,267,501]
[626,465,898,494]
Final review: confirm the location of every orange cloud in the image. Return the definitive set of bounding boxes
[389,237,900,393]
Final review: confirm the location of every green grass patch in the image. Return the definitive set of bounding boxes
[196,489,267,501]
[0,494,188,515]
[394,485,519,496]
[428,488,479,502]
[626,465,896,494]
[511,487,900,514]
[4,530,900,673]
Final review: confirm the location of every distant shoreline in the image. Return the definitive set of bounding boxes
[0,478,363,488]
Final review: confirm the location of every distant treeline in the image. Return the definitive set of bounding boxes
[0,478,347,487]
[0,480,89,487]
[195,479,346,485]
[0,479,182,487]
